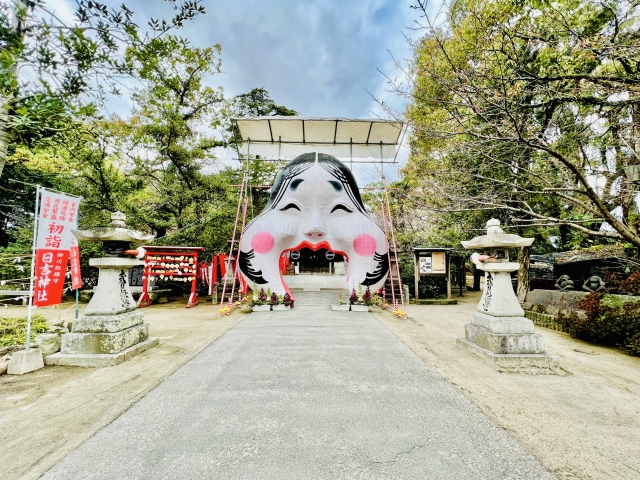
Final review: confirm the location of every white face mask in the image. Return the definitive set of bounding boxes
[239,155,389,296]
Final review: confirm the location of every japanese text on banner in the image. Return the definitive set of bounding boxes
[32,188,80,307]
[69,238,82,290]
[33,249,70,307]
[36,189,79,251]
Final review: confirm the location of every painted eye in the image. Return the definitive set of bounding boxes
[331,204,353,213]
[279,203,301,211]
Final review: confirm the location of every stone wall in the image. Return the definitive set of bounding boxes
[523,290,589,315]
[522,289,640,332]
[525,289,640,315]
[524,311,565,332]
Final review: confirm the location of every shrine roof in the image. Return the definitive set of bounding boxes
[231,116,404,159]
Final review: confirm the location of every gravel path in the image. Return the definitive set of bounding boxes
[41,292,555,479]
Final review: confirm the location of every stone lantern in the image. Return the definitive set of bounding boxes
[45,212,158,367]
[457,219,558,373]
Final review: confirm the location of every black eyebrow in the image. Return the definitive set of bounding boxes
[279,203,301,211]
[328,180,342,192]
[331,204,353,213]
[290,179,304,190]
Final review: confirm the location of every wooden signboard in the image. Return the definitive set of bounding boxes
[432,252,446,274]
[413,248,452,300]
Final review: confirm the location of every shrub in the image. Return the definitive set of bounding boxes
[620,272,640,296]
[0,315,49,348]
[556,292,640,355]
[270,292,278,306]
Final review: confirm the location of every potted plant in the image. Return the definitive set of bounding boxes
[332,290,350,311]
[272,292,289,311]
[252,288,271,312]
[283,292,294,308]
[363,286,372,306]
[351,285,369,311]
[239,294,253,314]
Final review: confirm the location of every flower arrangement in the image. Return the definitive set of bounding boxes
[270,292,278,306]
[338,292,343,305]
[394,308,407,318]
[283,292,292,307]
[357,284,364,303]
[371,293,382,307]
[349,288,358,305]
[363,286,372,306]
[250,288,268,307]
[218,305,232,316]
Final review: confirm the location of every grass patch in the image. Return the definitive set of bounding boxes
[0,315,49,348]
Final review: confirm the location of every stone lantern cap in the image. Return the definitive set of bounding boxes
[460,219,533,250]
[72,212,155,244]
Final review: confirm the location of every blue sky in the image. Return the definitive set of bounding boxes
[47,0,440,183]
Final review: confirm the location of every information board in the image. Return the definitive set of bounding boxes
[419,256,432,274]
[432,251,446,274]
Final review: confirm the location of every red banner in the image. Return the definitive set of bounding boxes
[33,249,70,307]
[69,241,82,290]
[37,191,79,250]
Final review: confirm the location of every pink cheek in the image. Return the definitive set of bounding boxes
[251,231,275,254]
[353,234,377,256]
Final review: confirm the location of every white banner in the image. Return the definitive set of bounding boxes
[36,188,80,250]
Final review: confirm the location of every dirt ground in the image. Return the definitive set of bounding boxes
[373,291,640,480]
[0,299,245,480]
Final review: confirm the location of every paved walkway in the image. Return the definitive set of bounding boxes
[42,292,555,479]
[282,273,347,290]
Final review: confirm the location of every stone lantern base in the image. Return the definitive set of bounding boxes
[45,257,158,367]
[45,311,158,367]
[457,312,559,374]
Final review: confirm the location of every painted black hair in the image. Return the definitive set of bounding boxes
[266,153,367,213]
[239,152,389,286]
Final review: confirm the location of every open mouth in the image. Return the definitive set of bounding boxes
[283,240,350,263]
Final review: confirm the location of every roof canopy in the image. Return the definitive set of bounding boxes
[232,116,404,160]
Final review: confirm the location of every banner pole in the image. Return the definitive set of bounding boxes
[25,185,41,350]
[75,288,79,320]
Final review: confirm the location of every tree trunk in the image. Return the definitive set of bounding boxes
[517,245,531,303]
[472,265,481,291]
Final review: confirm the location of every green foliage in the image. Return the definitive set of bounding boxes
[0,0,206,161]
[557,292,640,355]
[216,88,299,148]
[400,0,640,251]
[0,314,49,348]
[0,1,300,284]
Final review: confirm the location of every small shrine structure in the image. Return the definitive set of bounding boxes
[457,219,558,373]
[135,245,204,308]
[46,212,158,367]
[411,247,452,300]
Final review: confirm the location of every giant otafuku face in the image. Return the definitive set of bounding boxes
[239,153,390,295]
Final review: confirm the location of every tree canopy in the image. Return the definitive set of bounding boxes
[387,0,640,252]
[0,1,299,285]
